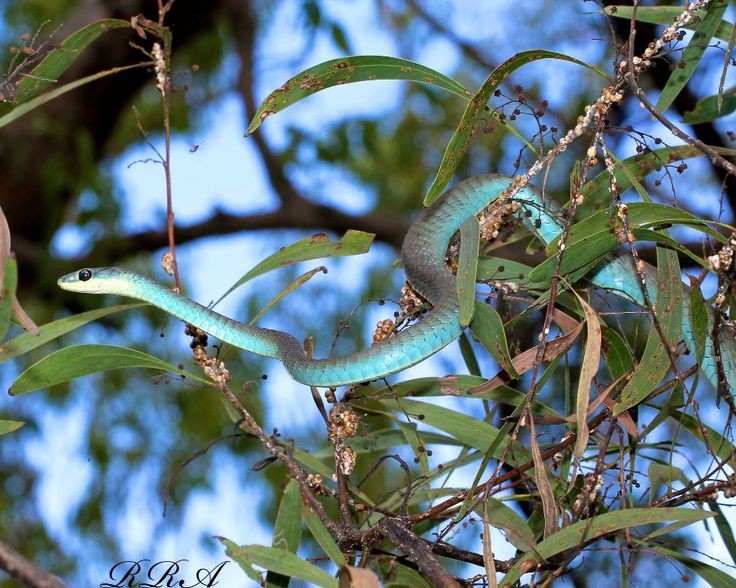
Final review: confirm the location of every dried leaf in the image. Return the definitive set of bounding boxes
[338,566,381,588]
[469,321,584,394]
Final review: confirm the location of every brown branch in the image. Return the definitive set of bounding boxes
[625,73,736,177]
[377,518,459,588]
[229,0,303,206]
[0,540,67,588]
[604,0,736,210]
[49,204,409,278]
[405,0,494,70]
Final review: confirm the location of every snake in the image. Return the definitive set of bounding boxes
[57,175,736,390]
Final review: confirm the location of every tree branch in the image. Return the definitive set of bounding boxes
[229,0,304,206]
[0,540,67,588]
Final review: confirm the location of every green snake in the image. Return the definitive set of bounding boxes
[58,175,735,389]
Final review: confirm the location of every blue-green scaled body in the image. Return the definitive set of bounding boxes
[57,175,736,390]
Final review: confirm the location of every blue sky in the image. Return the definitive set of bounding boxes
[5,0,736,585]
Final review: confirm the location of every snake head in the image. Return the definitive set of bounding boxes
[57,267,133,295]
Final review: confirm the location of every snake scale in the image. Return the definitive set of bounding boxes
[58,175,736,389]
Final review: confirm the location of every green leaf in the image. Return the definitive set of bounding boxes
[527,232,616,286]
[213,230,373,306]
[249,266,327,325]
[477,257,533,281]
[222,541,338,588]
[483,497,537,551]
[377,556,433,588]
[683,93,736,124]
[14,19,132,104]
[352,376,559,416]
[708,501,736,566]
[500,508,714,586]
[424,50,608,204]
[329,23,350,53]
[688,284,708,366]
[649,544,736,588]
[469,302,519,378]
[0,257,18,341]
[247,56,470,135]
[0,303,145,362]
[0,61,147,131]
[302,506,347,567]
[667,408,736,464]
[655,0,728,113]
[0,420,24,436]
[458,332,482,376]
[602,326,634,382]
[367,397,529,462]
[549,202,721,253]
[9,344,212,396]
[603,5,735,43]
[457,216,480,327]
[313,428,462,458]
[615,246,683,415]
[648,462,690,502]
[581,146,736,205]
[267,479,302,588]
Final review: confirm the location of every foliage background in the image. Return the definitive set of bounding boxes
[0,0,734,586]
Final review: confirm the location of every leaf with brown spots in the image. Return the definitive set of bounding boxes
[247,56,470,135]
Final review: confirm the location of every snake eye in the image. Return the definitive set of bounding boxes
[78,269,92,282]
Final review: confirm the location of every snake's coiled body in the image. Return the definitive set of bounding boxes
[58,175,736,390]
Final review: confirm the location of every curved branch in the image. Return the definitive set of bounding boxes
[0,540,67,588]
[53,202,410,274]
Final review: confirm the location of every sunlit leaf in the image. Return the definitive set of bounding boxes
[364,397,529,462]
[568,291,601,461]
[0,420,24,436]
[222,541,338,588]
[477,257,533,282]
[667,408,736,464]
[500,508,714,586]
[458,332,482,376]
[214,230,373,306]
[247,56,471,135]
[0,303,145,362]
[9,344,212,395]
[353,376,558,416]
